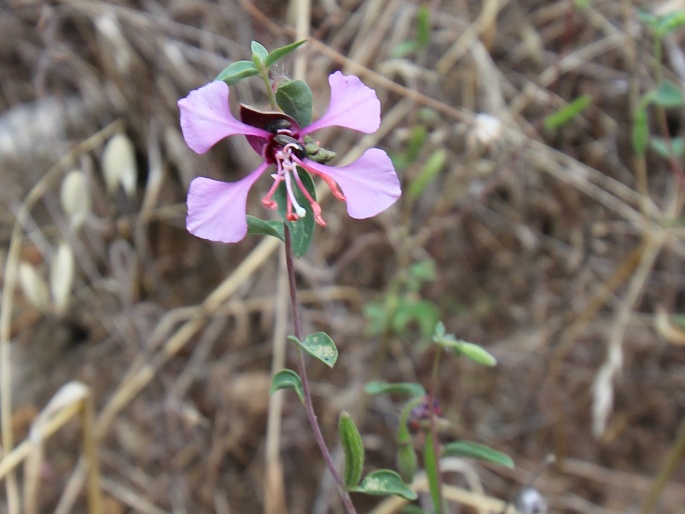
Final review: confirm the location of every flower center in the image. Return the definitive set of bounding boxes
[260,128,327,226]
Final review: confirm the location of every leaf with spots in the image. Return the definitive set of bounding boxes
[288,332,338,368]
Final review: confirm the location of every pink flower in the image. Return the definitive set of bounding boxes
[178,71,401,243]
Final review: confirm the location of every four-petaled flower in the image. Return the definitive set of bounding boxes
[178,71,401,243]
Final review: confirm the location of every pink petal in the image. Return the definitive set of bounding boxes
[298,148,400,219]
[178,81,271,154]
[301,72,381,135]
[186,163,269,243]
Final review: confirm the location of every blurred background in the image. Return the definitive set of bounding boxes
[2,0,685,512]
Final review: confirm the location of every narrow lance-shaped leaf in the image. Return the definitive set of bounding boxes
[270,369,304,403]
[216,60,259,85]
[364,381,425,398]
[543,94,592,130]
[632,108,649,156]
[265,39,308,68]
[339,411,365,488]
[424,435,443,513]
[251,40,269,66]
[288,332,338,368]
[442,441,514,469]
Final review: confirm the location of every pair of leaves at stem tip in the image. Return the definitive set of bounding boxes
[216,39,307,85]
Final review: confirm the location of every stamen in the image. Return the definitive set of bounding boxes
[261,174,283,210]
[292,168,326,226]
[283,165,307,218]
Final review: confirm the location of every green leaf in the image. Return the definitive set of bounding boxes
[424,435,443,513]
[649,80,684,108]
[400,507,430,514]
[656,10,685,37]
[265,39,308,67]
[637,9,659,29]
[215,60,259,85]
[246,216,284,241]
[407,150,446,200]
[349,470,417,500]
[251,41,269,66]
[543,94,592,130]
[442,441,514,469]
[416,5,431,47]
[339,411,365,488]
[392,299,441,340]
[288,332,338,367]
[276,80,313,127]
[397,441,418,484]
[391,40,419,59]
[275,168,316,257]
[632,109,649,156]
[649,137,685,159]
[364,381,425,397]
[434,321,446,338]
[270,369,304,403]
[441,339,496,366]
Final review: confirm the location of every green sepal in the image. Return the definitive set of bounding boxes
[246,216,284,241]
[349,470,417,500]
[287,332,338,368]
[215,60,259,85]
[276,80,313,127]
[442,441,514,469]
[275,167,316,258]
[364,381,425,398]
[251,41,269,67]
[270,369,304,403]
[265,39,308,68]
[339,411,365,488]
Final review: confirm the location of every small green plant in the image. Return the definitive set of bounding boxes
[366,322,513,513]
[633,10,685,158]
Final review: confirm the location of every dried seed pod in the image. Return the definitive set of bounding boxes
[60,169,91,229]
[50,241,75,316]
[102,133,137,198]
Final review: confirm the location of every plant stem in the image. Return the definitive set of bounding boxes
[427,348,444,513]
[283,225,358,514]
[260,69,278,110]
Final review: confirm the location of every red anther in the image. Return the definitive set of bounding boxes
[318,174,346,201]
[311,202,326,226]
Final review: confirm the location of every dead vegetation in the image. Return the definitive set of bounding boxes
[1,0,685,513]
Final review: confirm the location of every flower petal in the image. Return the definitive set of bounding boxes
[186,163,269,243]
[178,81,271,154]
[298,148,400,219]
[301,72,381,135]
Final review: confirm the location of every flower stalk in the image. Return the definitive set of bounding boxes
[283,225,358,514]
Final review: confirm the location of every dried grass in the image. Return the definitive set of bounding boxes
[2,0,685,513]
